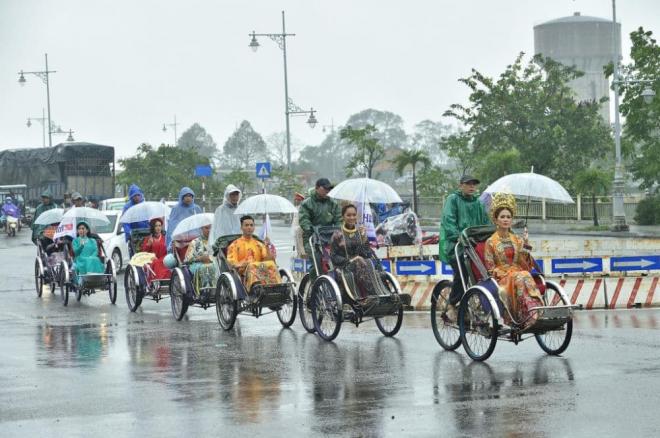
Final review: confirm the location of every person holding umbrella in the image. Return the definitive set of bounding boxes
[32,190,56,243]
[167,187,203,248]
[122,184,150,252]
[299,178,341,278]
[439,174,491,320]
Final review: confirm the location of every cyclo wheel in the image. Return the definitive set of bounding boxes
[34,258,44,298]
[60,260,69,307]
[375,273,404,337]
[215,274,237,331]
[459,287,499,362]
[106,260,117,304]
[310,275,342,342]
[276,269,297,328]
[170,268,189,321]
[297,274,315,333]
[535,283,573,356]
[431,281,461,351]
[124,265,143,312]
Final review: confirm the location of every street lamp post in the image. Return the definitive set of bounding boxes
[18,53,57,147]
[26,108,47,147]
[322,119,337,180]
[162,115,179,146]
[249,11,317,171]
[610,0,656,231]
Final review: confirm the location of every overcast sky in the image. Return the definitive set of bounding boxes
[1,0,658,161]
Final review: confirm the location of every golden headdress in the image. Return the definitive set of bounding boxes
[490,192,517,221]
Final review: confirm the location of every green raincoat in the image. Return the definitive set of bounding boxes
[439,190,491,263]
[298,191,341,256]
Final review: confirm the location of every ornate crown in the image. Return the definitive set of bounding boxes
[490,192,517,220]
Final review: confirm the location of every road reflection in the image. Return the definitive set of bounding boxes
[433,351,575,436]
[37,322,113,368]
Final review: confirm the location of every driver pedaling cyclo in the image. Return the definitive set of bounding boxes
[439,174,492,321]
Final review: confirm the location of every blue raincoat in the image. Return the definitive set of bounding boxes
[122,184,149,241]
[166,187,202,247]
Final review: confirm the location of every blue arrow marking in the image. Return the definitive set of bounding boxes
[381,260,391,273]
[611,255,660,272]
[552,257,603,274]
[292,258,305,272]
[396,260,436,276]
[441,262,453,275]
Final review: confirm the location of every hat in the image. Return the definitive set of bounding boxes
[459,175,480,184]
[294,192,305,201]
[71,192,83,200]
[315,178,333,190]
[64,192,72,197]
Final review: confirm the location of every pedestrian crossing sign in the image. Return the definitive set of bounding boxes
[256,162,272,179]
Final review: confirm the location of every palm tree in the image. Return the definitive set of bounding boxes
[574,168,611,227]
[391,149,432,215]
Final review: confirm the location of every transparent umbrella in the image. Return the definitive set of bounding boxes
[119,201,171,224]
[171,213,214,242]
[234,194,297,215]
[328,178,402,204]
[33,208,64,226]
[61,207,111,228]
[482,172,574,203]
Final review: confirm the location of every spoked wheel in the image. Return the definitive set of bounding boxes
[297,274,315,333]
[535,284,573,356]
[106,260,117,304]
[125,265,143,312]
[276,270,297,328]
[170,268,189,321]
[459,288,499,362]
[310,276,343,342]
[375,303,403,337]
[215,275,237,331]
[431,281,461,351]
[35,258,44,298]
[60,261,69,307]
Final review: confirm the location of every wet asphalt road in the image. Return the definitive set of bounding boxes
[1,230,660,438]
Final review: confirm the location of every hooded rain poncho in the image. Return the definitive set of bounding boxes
[212,184,242,242]
[167,187,203,247]
[122,184,149,241]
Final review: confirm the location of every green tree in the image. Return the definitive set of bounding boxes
[222,121,268,169]
[340,124,385,178]
[411,119,456,166]
[417,165,452,198]
[611,28,660,192]
[224,168,254,194]
[574,168,612,226]
[345,109,408,149]
[439,132,475,177]
[391,149,431,214]
[118,143,221,200]
[475,148,526,186]
[444,53,612,187]
[177,123,218,160]
[271,169,304,198]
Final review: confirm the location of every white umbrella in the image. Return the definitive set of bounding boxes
[234,194,297,215]
[34,208,64,226]
[61,207,111,227]
[483,172,573,204]
[119,201,171,224]
[328,178,402,204]
[55,207,111,240]
[171,213,214,241]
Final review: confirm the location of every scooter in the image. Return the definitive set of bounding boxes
[6,216,18,237]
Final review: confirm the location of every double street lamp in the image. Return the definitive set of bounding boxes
[26,110,75,146]
[610,0,656,231]
[18,54,57,147]
[249,11,317,171]
[162,115,179,146]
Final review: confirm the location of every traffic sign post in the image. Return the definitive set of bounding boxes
[194,165,213,212]
[396,260,436,276]
[610,255,660,272]
[256,162,272,179]
[551,257,603,274]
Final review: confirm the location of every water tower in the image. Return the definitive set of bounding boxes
[534,12,621,122]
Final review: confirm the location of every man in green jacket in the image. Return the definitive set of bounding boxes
[298,178,341,278]
[31,189,57,243]
[439,175,491,314]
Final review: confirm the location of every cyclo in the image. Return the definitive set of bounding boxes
[124,228,171,312]
[431,225,576,361]
[213,234,297,331]
[59,234,118,307]
[34,224,67,297]
[168,239,217,320]
[299,225,409,342]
